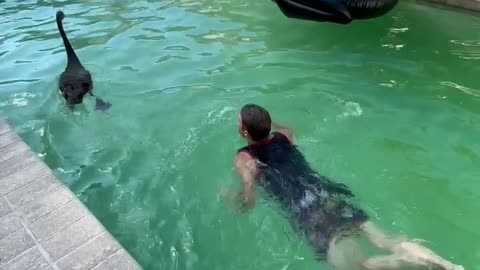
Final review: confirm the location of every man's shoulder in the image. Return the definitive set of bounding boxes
[236,149,254,161]
[234,149,256,172]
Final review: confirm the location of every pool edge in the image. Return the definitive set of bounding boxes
[0,117,143,270]
[415,0,480,12]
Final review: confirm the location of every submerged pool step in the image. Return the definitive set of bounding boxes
[0,118,142,270]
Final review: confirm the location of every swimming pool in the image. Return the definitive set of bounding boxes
[1,0,479,269]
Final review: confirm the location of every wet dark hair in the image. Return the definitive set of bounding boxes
[240,104,271,141]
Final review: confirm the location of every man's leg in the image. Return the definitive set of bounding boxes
[326,234,366,270]
[359,221,464,270]
[326,231,416,270]
[362,255,405,270]
[326,232,415,270]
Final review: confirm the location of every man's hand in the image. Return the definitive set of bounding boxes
[272,121,294,144]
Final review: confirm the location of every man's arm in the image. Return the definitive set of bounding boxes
[272,121,294,144]
[233,152,257,211]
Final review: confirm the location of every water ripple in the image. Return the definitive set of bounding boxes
[440,81,480,98]
[450,39,480,60]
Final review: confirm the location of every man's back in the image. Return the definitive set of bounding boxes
[237,131,354,211]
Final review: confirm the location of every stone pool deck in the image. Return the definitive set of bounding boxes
[0,118,142,270]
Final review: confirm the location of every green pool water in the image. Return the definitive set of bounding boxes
[1,0,480,269]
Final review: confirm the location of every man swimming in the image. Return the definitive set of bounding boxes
[232,103,464,270]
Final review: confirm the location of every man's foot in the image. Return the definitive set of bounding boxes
[393,241,464,270]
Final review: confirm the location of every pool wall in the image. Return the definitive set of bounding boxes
[419,0,480,11]
[0,118,142,270]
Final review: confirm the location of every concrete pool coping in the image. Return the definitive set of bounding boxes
[0,118,142,270]
[417,0,480,12]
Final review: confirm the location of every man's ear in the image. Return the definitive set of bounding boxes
[243,130,249,138]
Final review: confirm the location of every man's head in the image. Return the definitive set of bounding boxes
[237,104,271,142]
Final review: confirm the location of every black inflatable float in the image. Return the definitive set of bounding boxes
[273,0,399,24]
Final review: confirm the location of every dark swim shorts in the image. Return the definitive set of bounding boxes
[287,190,369,260]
